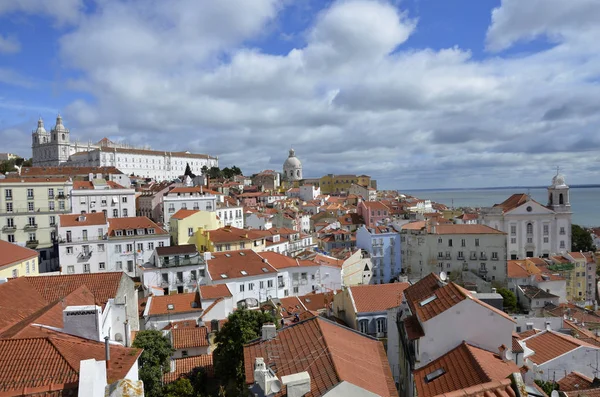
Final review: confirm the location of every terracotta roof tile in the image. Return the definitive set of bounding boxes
[563,389,600,397]
[403,314,424,340]
[155,244,197,256]
[171,209,200,220]
[148,292,202,316]
[163,354,214,384]
[493,194,530,212]
[243,317,397,397]
[72,180,126,190]
[108,216,167,236]
[413,342,519,397]
[59,212,107,227]
[349,283,410,313]
[523,330,598,364]
[557,372,594,392]
[516,329,539,339]
[206,250,277,280]
[15,166,124,177]
[199,284,232,299]
[511,336,524,353]
[202,226,265,243]
[298,291,337,312]
[0,240,38,269]
[171,327,209,349]
[507,260,541,278]
[431,224,505,235]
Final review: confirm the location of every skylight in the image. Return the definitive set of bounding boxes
[261,267,269,273]
[241,270,248,275]
[225,253,231,257]
[419,294,438,306]
[425,368,446,383]
[240,252,246,256]
[167,304,174,310]
[221,274,228,278]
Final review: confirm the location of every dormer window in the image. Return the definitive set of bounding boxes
[116,230,123,237]
[137,228,145,235]
[126,230,134,236]
[148,228,155,234]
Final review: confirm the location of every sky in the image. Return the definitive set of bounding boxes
[1,0,600,190]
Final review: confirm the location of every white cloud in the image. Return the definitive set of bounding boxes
[4,0,600,188]
[0,34,20,53]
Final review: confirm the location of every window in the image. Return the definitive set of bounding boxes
[376,318,387,333]
[82,230,88,241]
[98,244,105,252]
[49,215,56,226]
[301,272,308,280]
[28,202,34,211]
[49,201,55,211]
[59,200,65,210]
[67,266,74,274]
[240,284,245,292]
[137,243,143,251]
[448,239,453,247]
[260,281,264,289]
[510,225,516,236]
[560,227,565,235]
[126,230,134,236]
[148,242,154,250]
[66,246,73,254]
[6,202,12,212]
[544,237,549,243]
[511,238,517,244]
[293,286,299,294]
[190,270,197,281]
[527,237,533,243]
[543,224,549,235]
[267,280,273,288]
[158,241,164,247]
[249,283,254,291]
[26,262,30,274]
[99,262,106,270]
[458,251,464,259]
[27,188,34,198]
[126,243,133,252]
[122,197,127,203]
[123,208,128,217]
[127,260,134,272]
[83,264,90,273]
[5,189,12,199]
[475,238,479,247]
[115,244,122,253]
[116,261,123,270]
[240,242,246,249]
[527,223,533,234]
[188,227,194,237]
[148,228,155,235]
[181,203,187,209]
[113,209,118,217]
[7,234,15,242]
[28,233,36,242]
[359,320,369,334]
[28,217,35,226]
[560,241,565,249]
[6,218,14,227]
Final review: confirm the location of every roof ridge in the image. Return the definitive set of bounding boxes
[46,337,81,374]
[463,343,499,382]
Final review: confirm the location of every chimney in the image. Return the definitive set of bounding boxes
[261,323,277,341]
[491,287,497,293]
[282,372,311,397]
[63,305,102,341]
[254,357,282,395]
[104,336,111,370]
[169,358,176,373]
[545,320,552,331]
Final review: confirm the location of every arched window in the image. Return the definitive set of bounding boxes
[526,223,533,234]
[559,193,564,205]
[376,318,387,334]
[549,193,553,205]
[296,170,300,177]
[358,319,369,334]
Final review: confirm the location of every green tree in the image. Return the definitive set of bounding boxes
[184,162,196,178]
[222,167,234,179]
[231,165,242,176]
[201,165,209,176]
[132,330,175,397]
[572,224,595,252]
[163,378,194,397]
[497,288,518,312]
[214,309,277,394]
[208,166,222,179]
[534,380,558,395]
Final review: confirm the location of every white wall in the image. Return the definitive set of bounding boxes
[528,345,600,382]
[173,346,209,358]
[200,297,234,321]
[107,235,169,277]
[163,194,217,227]
[245,213,273,230]
[417,298,514,368]
[387,307,401,384]
[58,223,109,274]
[71,189,136,219]
[140,264,206,295]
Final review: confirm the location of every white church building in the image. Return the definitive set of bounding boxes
[31,115,218,181]
[282,148,302,183]
[479,172,572,259]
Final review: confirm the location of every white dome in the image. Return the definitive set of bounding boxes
[52,114,69,133]
[552,173,567,187]
[35,117,47,134]
[283,148,302,169]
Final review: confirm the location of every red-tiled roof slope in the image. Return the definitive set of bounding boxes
[148,292,202,316]
[108,216,167,236]
[243,317,397,397]
[22,272,124,307]
[493,194,529,212]
[171,209,200,220]
[557,372,594,392]
[349,283,410,313]
[171,327,209,349]
[199,284,232,299]
[298,291,337,312]
[523,330,598,364]
[163,354,214,384]
[0,240,38,269]
[59,212,107,227]
[413,342,519,397]
[206,250,277,280]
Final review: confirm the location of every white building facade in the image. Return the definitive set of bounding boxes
[71,180,135,219]
[163,187,218,228]
[480,173,572,260]
[32,115,218,180]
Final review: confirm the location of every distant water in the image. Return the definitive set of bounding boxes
[403,187,600,227]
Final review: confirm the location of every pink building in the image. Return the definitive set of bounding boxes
[358,201,391,227]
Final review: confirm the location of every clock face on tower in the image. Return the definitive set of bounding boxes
[526,206,532,212]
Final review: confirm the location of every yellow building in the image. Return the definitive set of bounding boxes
[319,174,372,194]
[196,226,266,253]
[169,209,220,246]
[0,177,73,270]
[0,240,39,278]
[549,255,587,302]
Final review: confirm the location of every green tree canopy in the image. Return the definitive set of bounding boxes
[572,224,595,252]
[132,330,175,397]
[231,166,242,176]
[163,378,194,397]
[208,166,223,179]
[184,162,196,178]
[497,288,518,312]
[222,167,234,179]
[213,309,277,394]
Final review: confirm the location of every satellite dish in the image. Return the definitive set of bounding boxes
[270,379,282,393]
[439,271,447,282]
[551,391,559,397]
[503,350,513,361]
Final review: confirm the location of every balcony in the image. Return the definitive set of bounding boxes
[278,282,285,289]
[457,255,464,261]
[479,267,488,275]
[57,193,66,199]
[160,257,205,268]
[78,251,93,260]
[2,225,16,233]
[480,254,487,260]
[444,254,451,260]
[24,224,38,231]
[5,195,12,201]
[491,256,499,261]
[470,253,477,260]
[26,240,39,248]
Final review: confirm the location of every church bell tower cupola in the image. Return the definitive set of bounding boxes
[547,169,570,213]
